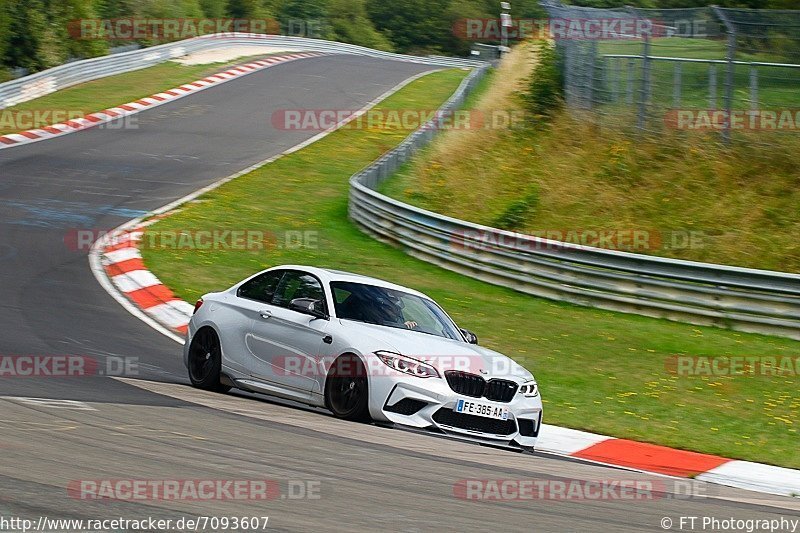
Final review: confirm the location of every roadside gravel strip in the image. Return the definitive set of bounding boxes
[88,67,800,499]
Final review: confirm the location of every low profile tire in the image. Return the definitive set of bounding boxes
[187,327,231,393]
[325,354,371,421]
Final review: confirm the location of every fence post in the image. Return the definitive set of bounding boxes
[588,40,598,110]
[673,62,682,107]
[627,58,635,104]
[709,63,717,109]
[563,41,574,109]
[713,6,736,145]
[637,31,651,131]
[749,65,758,110]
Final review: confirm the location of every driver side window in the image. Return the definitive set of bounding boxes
[237,271,284,304]
[272,271,327,312]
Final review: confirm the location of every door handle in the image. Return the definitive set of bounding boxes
[259,310,272,319]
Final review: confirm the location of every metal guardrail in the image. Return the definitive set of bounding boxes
[6,33,797,339]
[0,33,483,109]
[348,66,800,340]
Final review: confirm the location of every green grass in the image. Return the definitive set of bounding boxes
[0,55,281,135]
[141,68,800,469]
[597,37,800,110]
[383,41,800,273]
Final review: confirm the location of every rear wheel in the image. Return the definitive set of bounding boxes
[325,354,370,421]
[187,327,231,393]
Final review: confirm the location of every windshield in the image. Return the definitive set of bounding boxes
[330,281,462,340]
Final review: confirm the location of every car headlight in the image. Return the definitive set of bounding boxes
[519,380,539,397]
[375,351,440,378]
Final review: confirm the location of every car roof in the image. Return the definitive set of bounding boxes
[260,265,431,299]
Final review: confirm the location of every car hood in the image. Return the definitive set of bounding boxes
[336,320,534,383]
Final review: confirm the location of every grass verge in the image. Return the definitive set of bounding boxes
[141,67,800,469]
[0,54,282,136]
[382,44,800,273]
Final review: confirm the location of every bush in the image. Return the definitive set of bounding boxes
[490,186,539,230]
[523,42,563,123]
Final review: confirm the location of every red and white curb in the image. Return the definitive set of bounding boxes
[0,52,321,150]
[537,425,800,497]
[95,224,800,498]
[71,60,800,499]
[98,219,195,336]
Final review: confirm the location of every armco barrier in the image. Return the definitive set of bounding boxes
[0,33,482,109]
[348,67,800,340]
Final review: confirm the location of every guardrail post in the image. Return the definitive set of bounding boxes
[749,65,758,110]
[673,62,682,107]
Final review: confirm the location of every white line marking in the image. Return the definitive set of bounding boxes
[90,68,444,345]
[0,397,97,411]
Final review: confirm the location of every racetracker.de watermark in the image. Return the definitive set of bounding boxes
[665,109,800,131]
[0,109,138,131]
[449,229,705,253]
[67,18,324,40]
[0,355,139,377]
[64,228,319,252]
[453,17,668,41]
[665,355,800,377]
[67,479,321,501]
[271,109,525,132]
[454,478,713,501]
[273,354,530,379]
[0,516,270,533]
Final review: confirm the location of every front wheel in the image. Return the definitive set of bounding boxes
[187,327,231,393]
[325,354,371,421]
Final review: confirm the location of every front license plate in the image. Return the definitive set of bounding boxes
[454,399,509,420]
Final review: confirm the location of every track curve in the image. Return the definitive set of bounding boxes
[0,53,798,531]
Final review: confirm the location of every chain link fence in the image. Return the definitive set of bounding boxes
[539,1,800,142]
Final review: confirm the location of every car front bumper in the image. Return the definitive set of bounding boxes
[369,374,542,449]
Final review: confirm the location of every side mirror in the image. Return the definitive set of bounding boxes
[289,298,328,320]
[460,328,479,345]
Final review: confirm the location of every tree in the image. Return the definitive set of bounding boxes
[56,0,109,61]
[199,0,227,17]
[4,0,49,70]
[96,0,139,18]
[366,0,453,53]
[328,0,393,50]
[279,0,328,19]
[0,0,10,67]
[227,0,266,18]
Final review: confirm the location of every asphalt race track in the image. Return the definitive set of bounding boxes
[0,54,798,532]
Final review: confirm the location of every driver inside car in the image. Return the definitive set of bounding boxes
[341,289,418,330]
[371,295,417,330]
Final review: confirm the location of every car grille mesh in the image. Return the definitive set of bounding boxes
[385,398,427,416]
[444,371,518,403]
[433,408,517,436]
[484,379,518,402]
[445,371,485,398]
